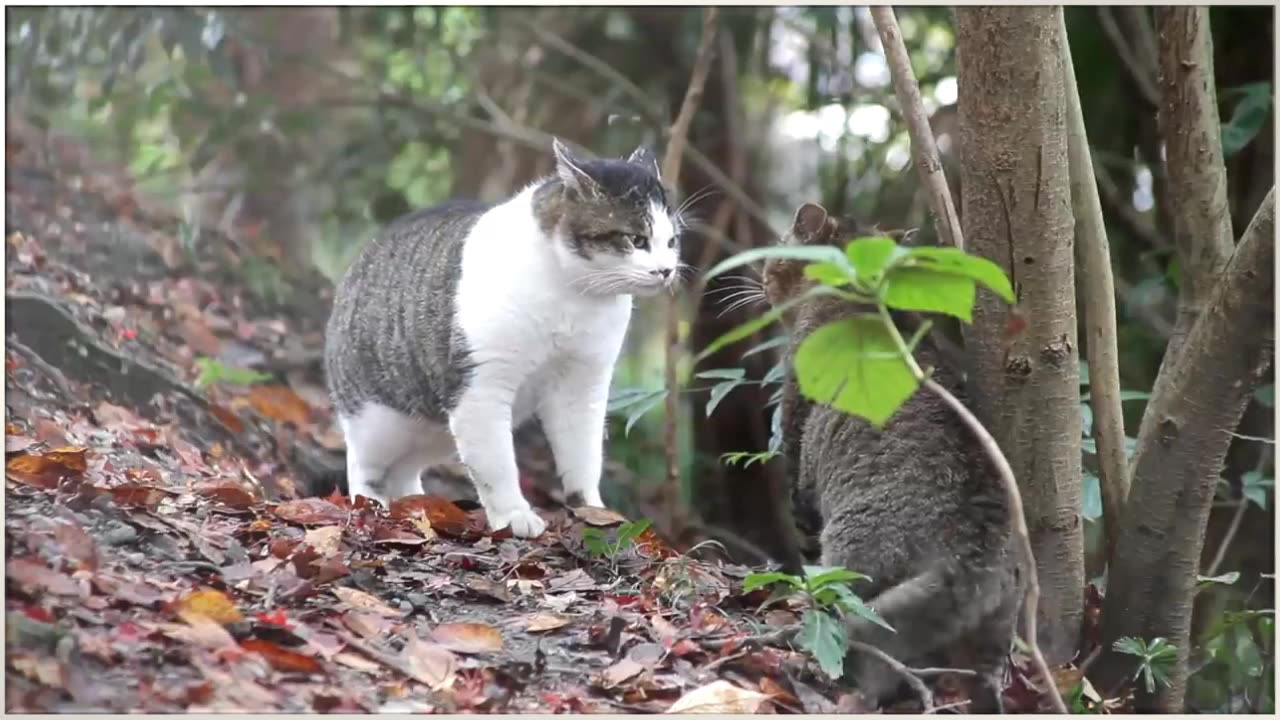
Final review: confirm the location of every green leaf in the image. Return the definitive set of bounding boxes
[1242,470,1273,510]
[743,572,803,592]
[830,584,895,632]
[804,261,855,287]
[1254,383,1275,408]
[617,518,652,546]
[706,380,742,417]
[607,387,665,413]
[695,368,747,381]
[763,359,786,385]
[802,566,867,587]
[704,245,849,282]
[899,246,1015,303]
[794,316,919,428]
[845,236,904,280]
[883,267,977,322]
[582,528,608,556]
[695,285,835,363]
[1220,82,1272,158]
[623,390,668,437]
[742,335,789,358]
[798,609,847,680]
[1113,636,1147,657]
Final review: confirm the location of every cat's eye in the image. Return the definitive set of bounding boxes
[627,234,649,251]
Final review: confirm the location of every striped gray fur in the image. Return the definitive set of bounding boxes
[324,200,483,421]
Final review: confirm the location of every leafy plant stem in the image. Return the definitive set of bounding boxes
[877,304,1068,714]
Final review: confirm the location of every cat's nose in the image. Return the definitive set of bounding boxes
[652,268,673,279]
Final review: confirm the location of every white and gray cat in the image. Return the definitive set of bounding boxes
[324,139,683,537]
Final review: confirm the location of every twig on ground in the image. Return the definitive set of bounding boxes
[659,7,720,516]
[847,639,936,712]
[1060,10,1129,565]
[865,10,1066,712]
[1097,7,1161,108]
[870,6,963,250]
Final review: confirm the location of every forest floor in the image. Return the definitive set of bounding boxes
[3,124,1064,713]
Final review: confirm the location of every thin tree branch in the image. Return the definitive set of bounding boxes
[847,639,936,712]
[1205,445,1271,578]
[1097,7,1161,108]
[1060,11,1129,567]
[660,7,719,514]
[870,6,963,250]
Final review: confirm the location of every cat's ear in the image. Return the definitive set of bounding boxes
[553,138,600,198]
[627,145,661,180]
[791,202,829,241]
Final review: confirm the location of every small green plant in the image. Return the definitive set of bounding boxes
[1114,636,1179,694]
[193,357,271,390]
[743,565,892,679]
[582,519,652,562]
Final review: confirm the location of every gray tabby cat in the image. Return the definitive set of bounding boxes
[763,202,1027,712]
[324,139,682,537]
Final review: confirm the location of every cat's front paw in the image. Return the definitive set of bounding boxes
[484,502,547,538]
[566,488,604,507]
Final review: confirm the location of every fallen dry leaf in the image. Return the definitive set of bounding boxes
[6,557,80,597]
[372,524,430,546]
[52,519,98,571]
[6,447,88,489]
[402,636,456,689]
[390,495,471,537]
[175,588,244,625]
[573,506,629,526]
[305,526,344,558]
[197,485,258,511]
[6,435,37,454]
[155,616,238,650]
[272,497,349,525]
[666,680,771,714]
[429,622,504,654]
[525,613,571,633]
[244,385,312,427]
[332,587,405,618]
[334,651,381,673]
[240,638,324,674]
[207,403,245,434]
[599,658,646,689]
[103,484,168,508]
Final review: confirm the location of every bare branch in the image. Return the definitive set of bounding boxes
[847,639,937,712]
[870,6,963,250]
[1059,11,1129,566]
[1097,7,1161,108]
[660,7,720,510]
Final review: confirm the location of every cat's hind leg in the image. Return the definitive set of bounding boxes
[339,403,432,508]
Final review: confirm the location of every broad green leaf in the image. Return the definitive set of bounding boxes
[794,316,918,428]
[582,528,608,556]
[830,584,894,632]
[742,335,789,358]
[1081,470,1103,522]
[899,246,1015,303]
[617,518,652,546]
[705,380,741,417]
[1241,470,1273,510]
[845,236,904,280]
[695,285,835,363]
[802,566,867,587]
[883,267,977,322]
[695,368,747,381]
[1220,82,1272,158]
[704,245,849,282]
[798,609,847,680]
[623,390,668,437]
[743,572,803,592]
[763,359,786,385]
[1113,636,1147,657]
[804,261,854,287]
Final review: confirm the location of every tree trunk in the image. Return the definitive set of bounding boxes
[953,6,1085,664]
[1094,188,1274,710]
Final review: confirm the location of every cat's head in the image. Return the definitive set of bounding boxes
[536,138,684,297]
[762,202,860,322]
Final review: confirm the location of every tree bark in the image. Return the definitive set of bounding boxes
[1094,187,1274,711]
[1143,7,1236,412]
[953,6,1084,664]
